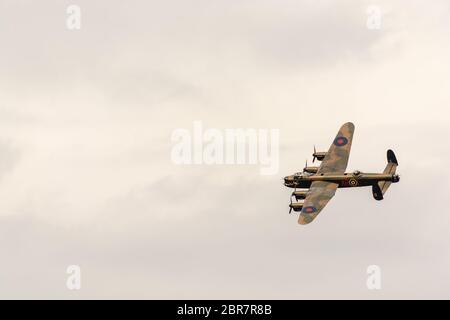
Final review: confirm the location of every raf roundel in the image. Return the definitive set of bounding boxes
[303,206,317,214]
[333,136,348,147]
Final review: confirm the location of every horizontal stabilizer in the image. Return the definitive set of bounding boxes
[373,149,398,200]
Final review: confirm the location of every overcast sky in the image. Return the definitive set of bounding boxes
[1,0,450,299]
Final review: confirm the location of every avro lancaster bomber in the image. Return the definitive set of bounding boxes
[283,122,400,225]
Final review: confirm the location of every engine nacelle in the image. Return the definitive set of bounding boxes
[289,201,304,212]
[303,166,319,174]
[292,190,308,201]
[313,151,327,161]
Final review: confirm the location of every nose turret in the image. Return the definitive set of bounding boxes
[284,176,293,187]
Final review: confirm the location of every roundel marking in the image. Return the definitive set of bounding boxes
[349,178,358,187]
[333,136,348,147]
[303,206,317,214]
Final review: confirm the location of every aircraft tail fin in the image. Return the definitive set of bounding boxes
[372,149,398,201]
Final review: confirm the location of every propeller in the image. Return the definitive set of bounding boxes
[289,197,293,214]
[289,187,297,214]
[312,145,317,163]
[303,159,308,172]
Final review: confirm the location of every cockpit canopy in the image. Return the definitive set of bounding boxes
[353,170,362,176]
[294,171,313,177]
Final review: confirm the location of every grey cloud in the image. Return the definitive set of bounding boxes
[0,140,20,180]
[1,0,450,299]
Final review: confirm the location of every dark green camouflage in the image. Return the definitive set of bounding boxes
[317,122,355,174]
[298,181,338,225]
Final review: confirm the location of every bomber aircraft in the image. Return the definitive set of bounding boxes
[283,122,400,225]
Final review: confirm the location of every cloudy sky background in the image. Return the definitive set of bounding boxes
[0,0,450,298]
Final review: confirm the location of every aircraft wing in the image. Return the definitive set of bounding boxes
[317,122,355,174]
[298,181,338,225]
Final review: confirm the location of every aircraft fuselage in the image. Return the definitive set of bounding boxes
[284,172,400,189]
